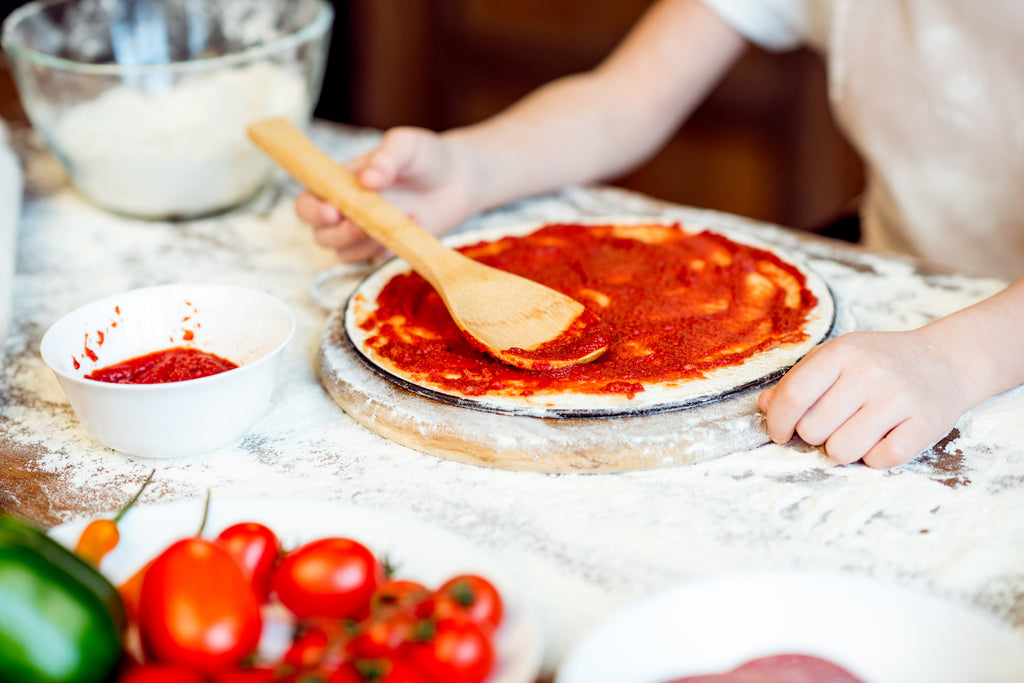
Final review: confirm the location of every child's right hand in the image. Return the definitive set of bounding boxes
[294,126,474,262]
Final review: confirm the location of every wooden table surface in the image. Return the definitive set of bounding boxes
[2,118,1024,680]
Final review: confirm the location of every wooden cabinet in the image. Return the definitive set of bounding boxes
[332,0,864,232]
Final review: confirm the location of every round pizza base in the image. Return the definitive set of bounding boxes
[318,312,775,473]
[343,218,837,419]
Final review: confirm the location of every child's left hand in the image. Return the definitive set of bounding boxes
[758,328,974,468]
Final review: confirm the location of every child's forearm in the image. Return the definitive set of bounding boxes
[926,274,1024,407]
[443,0,747,215]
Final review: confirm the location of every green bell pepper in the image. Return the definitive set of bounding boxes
[0,513,126,683]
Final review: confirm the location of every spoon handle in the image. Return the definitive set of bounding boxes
[247,118,451,283]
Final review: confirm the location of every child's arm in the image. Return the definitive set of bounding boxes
[759,275,1024,468]
[442,0,746,214]
[297,0,747,259]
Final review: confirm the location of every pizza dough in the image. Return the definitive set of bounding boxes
[344,219,836,418]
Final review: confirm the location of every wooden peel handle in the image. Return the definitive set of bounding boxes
[247,118,448,277]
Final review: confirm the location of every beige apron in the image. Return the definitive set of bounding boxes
[828,0,1024,279]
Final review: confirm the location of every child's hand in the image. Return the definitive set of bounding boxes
[758,328,974,468]
[294,126,473,262]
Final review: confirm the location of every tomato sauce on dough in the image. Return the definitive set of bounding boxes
[357,223,818,398]
[85,347,238,384]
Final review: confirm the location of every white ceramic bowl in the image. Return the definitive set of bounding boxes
[1,0,332,219]
[556,569,1024,683]
[40,283,295,458]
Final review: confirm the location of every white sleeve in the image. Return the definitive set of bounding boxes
[699,0,814,51]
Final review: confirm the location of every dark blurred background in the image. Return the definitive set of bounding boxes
[0,0,865,234]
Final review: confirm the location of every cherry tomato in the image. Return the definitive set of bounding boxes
[212,666,277,683]
[272,537,381,620]
[346,609,420,659]
[328,657,430,683]
[118,661,207,683]
[119,557,156,620]
[303,615,361,644]
[349,578,432,658]
[278,670,338,683]
[283,623,350,671]
[137,537,263,673]
[403,618,494,683]
[429,574,504,633]
[215,522,282,602]
[370,579,430,619]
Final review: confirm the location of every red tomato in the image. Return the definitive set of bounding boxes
[430,574,504,632]
[271,537,381,620]
[283,624,348,670]
[370,579,431,618]
[346,609,420,659]
[137,537,263,673]
[118,662,207,683]
[328,657,430,683]
[212,667,277,683]
[403,618,495,683]
[119,557,156,620]
[278,670,338,683]
[278,616,358,673]
[301,615,360,647]
[215,522,282,602]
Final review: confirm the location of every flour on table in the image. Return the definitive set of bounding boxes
[5,131,1024,675]
[959,384,1024,446]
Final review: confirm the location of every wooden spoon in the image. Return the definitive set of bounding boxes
[247,118,610,371]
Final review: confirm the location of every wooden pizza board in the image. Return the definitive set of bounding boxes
[317,309,775,473]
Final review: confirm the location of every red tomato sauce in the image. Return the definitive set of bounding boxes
[464,306,613,371]
[85,347,238,384]
[358,223,818,398]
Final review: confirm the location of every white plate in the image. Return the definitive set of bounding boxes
[556,569,1024,683]
[50,497,543,683]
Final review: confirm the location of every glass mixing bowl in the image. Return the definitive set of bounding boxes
[1,0,333,219]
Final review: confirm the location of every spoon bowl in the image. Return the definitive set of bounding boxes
[247,118,610,371]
